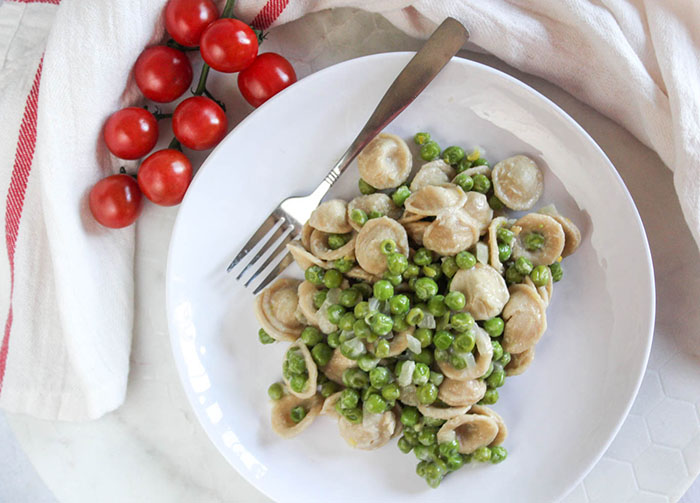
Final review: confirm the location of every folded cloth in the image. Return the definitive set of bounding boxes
[0,0,697,420]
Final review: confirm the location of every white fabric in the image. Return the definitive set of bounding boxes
[0,0,698,420]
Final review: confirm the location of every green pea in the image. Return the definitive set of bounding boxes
[450,353,468,370]
[328,234,350,251]
[487,364,505,388]
[505,264,524,285]
[289,375,307,394]
[462,453,473,464]
[320,380,338,398]
[440,257,458,278]
[412,348,433,366]
[472,174,491,193]
[439,439,460,458]
[550,262,563,282]
[419,428,438,446]
[358,178,376,195]
[392,185,412,207]
[473,446,491,462]
[453,172,474,192]
[429,371,444,387]
[286,349,306,374]
[417,383,438,404]
[473,158,489,166]
[356,282,374,298]
[420,141,441,161]
[489,195,505,210]
[427,295,448,317]
[337,289,359,308]
[483,361,494,379]
[393,314,409,332]
[369,366,391,388]
[374,339,391,358]
[387,253,408,275]
[384,272,403,287]
[301,326,323,347]
[327,331,340,348]
[480,389,499,405]
[434,348,449,362]
[282,360,291,380]
[388,294,410,316]
[334,258,354,273]
[436,312,451,331]
[442,146,465,165]
[491,340,504,361]
[398,436,413,453]
[304,265,324,285]
[342,407,363,423]
[490,446,508,464]
[453,331,475,353]
[337,312,355,332]
[350,208,368,226]
[412,363,430,385]
[524,231,545,251]
[422,263,441,279]
[369,312,393,336]
[267,382,284,400]
[426,476,443,489]
[413,132,431,145]
[451,312,475,332]
[311,343,333,367]
[433,330,454,350]
[500,351,511,366]
[362,386,380,402]
[446,454,464,471]
[455,250,476,269]
[497,227,515,246]
[357,353,379,372]
[322,269,343,288]
[457,157,472,173]
[313,290,328,309]
[378,239,396,256]
[351,319,369,340]
[530,264,551,287]
[342,368,369,389]
[258,328,275,345]
[414,445,433,461]
[326,304,345,324]
[483,317,505,338]
[368,210,383,219]
[339,389,359,409]
[354,301,370,319]
[381,383,400,401]
[290,406,307,423]
[415,328,433,348]
[373,280,394,301]
[513,256,533,276]
[413,247,433,266]
[405,307,425,326]
[364,393,387,414]
[414,277,439,300]
[404,430,419,447]
[340,337,366,360]
[401,406,420,427]
[498,242,512,262]
[444,291,466,311]
[424,417,445,429]
[403,263,420,278]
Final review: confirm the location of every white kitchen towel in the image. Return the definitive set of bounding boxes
[0,0,698,420]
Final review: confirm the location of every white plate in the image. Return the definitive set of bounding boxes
[166,53,655,503]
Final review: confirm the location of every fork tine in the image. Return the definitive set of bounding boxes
[226,215,279,273]
[252,252,295,295]
[244,229,296,288]
[235,218,288,280]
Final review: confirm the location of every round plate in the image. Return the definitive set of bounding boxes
[166,53,654,502]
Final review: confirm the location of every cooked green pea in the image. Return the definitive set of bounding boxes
[327,331,340,348]
[362,386,380,402]
[379,239,396,256]
[423,417,445,428]
[342,368,369,389]
[391,186,412,208]
[338,289,360,308]
[412,348,433,365]
[473,158,489,167]
[290,406,306,423]
[444,291,466,311]
[436,312,451,331]
[442,146,465,165]
[387,253,408,275]
[340,337,366,360]
[413,247,433,266]
[398,436,413,453]
[530,264,551,287]
[403,263,420,278]
[364,393,387,414]
[417,383,438,404]
[450,353,468,370]
[439,257,458,278]
[483,361,494,379]
[320,380,338,398]
[426,476,443,489]
[388,294,410,316]
[406,307,425,326]
[427,295,448,317]
[414,132,431,145]
[289,375,307,393]
[451,312,475,332]
[419,428,438,446]
[473,446,491,462]
[369,312,393,336]
[334,258,354,274]
[328,234,350,251]
[393,314,409,332]
[483,317,504,338]
[497,227,515,246]
[282,360,291,380]
[524,231,545,251]
[453,331,475,353]
[310,344,331,368]
[304,265,324,285]
[381,383,400,401]
[286,349,306,374]
[472,174,491,193]
[354,301,370,319]
[515,256,534,275]
[414,445,433,461]
[401,406,420,427]
[500,351,511,366]
[420,141,441,161]
[550,261,563,282]
[342,407,363,423]
[505,264,524,285]
[457,158,472,173]
[372,280,393,301]
[498,242,512,262]
[323,268,343,288]
[429,371,444,386]
[258,328,275,344]
[439,439,460,458]
[412,363,430,385]
[488,194,505,210]
[433,330,454,350]
[434,348,449,362]
[446,454,464,471]
[491,340,504,361]
[339,389,359,409]
[313,290,328,309]
[368,210,383,219]
[326,304,345,324]
[350,208,368,226]
[301,326,323,346]
[487,363,505,388]
[383,272,403,286]
[415,328,433,348]
[479,389,499,405]
[267,382,284,400]
[404,429,419,446]
[358,178,376,195]
[374,339,391,358]
[337,312,355,332]
[350,320,369,340]
[422,263,441,279]
[453,172,474,192]
[369,366,391,388]
[455,250,476,269]
[490,446,507,464]
[414,277,438,300]
[357,354,379,372]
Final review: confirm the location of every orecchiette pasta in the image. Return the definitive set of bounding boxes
[501,283,548,354]
[287,241,328,271]
[254,278,304,341]
[437,413,499,454]
[410,160,456,191]
[538,205,582,257]
[347,194,402,231]
[488,217,508,274]
[423,208,480,256]
[283,339,318,399]
[309,199,352,234]
[404,184,468,216]
[438,378,487,407]
[354,216,409,275]
[511,213,565,266]
[450,264,510,321]
[338,409,399,450]
[437,325,493,380]
[357,133,412,189]
[491,155,544,210]
[469,405,508,446]
[505,347,536,376]
[462,191,493,235]
[270,394,322,438]
[309,229,357,261]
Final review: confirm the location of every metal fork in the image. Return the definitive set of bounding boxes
[227,17,469,294]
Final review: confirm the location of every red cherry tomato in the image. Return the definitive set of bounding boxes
[237,53,297,108]
[134,46,193,103]
[89,174,143,228]
[137,149,193,206]
[164,0,219,47]
[103,107,158,160]
[172,96,228,150]
[199,18,258,73]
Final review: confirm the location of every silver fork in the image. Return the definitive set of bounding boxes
[227,17,469,294]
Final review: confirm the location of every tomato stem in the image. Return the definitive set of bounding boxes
[166,39,199,52]
[153,112,173,121]
[193,64,211,96]
[168,137,182,151]
[203,89,227,112]
[221,0,236,18]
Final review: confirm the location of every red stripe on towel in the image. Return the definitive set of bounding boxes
[251,0,290,30]
[8,0,61,4]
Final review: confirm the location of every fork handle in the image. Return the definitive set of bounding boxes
[309,17,469,203]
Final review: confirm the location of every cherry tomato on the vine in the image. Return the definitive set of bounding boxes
[89,174,143,228]
[199,18,258,73]
[134,46,193,103]
[172,96,228,150]
[165,0,219,47]
[237,53,297,108]
[103,107,158,160]
[137,149,193,206]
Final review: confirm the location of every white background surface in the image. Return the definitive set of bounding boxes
[1,8,699,503]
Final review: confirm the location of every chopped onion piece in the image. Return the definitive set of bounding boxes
[474,326,491,355]
[397,361,416,387]
[476,241,489,264]
[406,334,422,354]
[464,352,476,369]
[538,203,558,216]
[418,313,436,329]
[368,297,380,312]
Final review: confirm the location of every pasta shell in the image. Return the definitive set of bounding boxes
[462,191,493,235]
[297,280,321,327]
[436,414,499,454]
[449,264,509,321]
[492,155,544,210]
[321,391,343,418]
[438,378,487,407]
[367,330,410,358]
[404,184,468,217]
[511,213,565,266]
[524,275,553,308]
[469,405,508,446]
[283,340,319,399]
[404,221,430,247]
[347,194,402,232]
[345,266,380,283]
[254,278,304,341]
[418,404,471,420]
[309,229,357,261]
[398,210,425,224]
[501,283,548,354]
[355,217,409,275]
[462,165,491,178]
[309,199,352,234]
[270,393,322,439]
[321,349,357,384]
[338,409,398,450]
[287,241,329,271]
[410,160,455,191]
[487,217,508,274]
[357,133,412,189]
[301,222,314,250]
[423,208,480,256]
[505,347,536,376]
[538,205,581,257]
[437,326,493,380]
